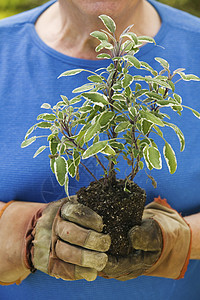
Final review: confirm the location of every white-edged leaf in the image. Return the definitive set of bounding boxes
[178,72,200,81]
[82,92,109,107]
[82,141,107,159]
[25,125,35,139]
[67,159,76,177]
[21,136,36,148]
[143,145,153,170]
[41,103,51,109]
[114,121,129,133]
[90,31,108,41]
[99,15,116,33]
[33,146,47,158]
[73,149,81,167]
[155,57,169,70]
[69,96,82,105]
[138,36,155,44]
[140,111,164,127]
[99,111,115,127]
[64,175,69,197]
[87,75,104,83]
[60,95,69,105]
[147,146,162,169]
[163,121,185,151]
[101,144,116,155]
[163,142,177,174]
[84,122,100,143]
[96,53,111,59]
[58,69,85,78]
[124,55,141,69]
[72,83,95,93]
[37,113,56,121]
[141,119,153,135]
[109,140,124,150]
[37,122,52,128]
[122,74,134,88]
[54,156,68,186]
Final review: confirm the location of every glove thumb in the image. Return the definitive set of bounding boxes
[128,219,163,251]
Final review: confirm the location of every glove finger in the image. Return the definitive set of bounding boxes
[129,219,162,251]
[61,201,103,232]
[55,239,108,271]
[55,219,111,252]
[48,257,97,281]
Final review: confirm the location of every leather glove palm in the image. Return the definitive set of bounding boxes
[100,197,191,281]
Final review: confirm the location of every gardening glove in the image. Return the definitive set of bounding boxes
[100,196,191,281]
[0,197,111,285]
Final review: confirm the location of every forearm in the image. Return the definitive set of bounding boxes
[184,213,200,259]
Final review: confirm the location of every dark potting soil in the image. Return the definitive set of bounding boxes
[77,178,146,257]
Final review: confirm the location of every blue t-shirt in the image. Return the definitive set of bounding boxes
[0,1,200,299]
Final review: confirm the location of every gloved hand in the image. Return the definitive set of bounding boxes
[100,196,191,281]
[0,196,111,285]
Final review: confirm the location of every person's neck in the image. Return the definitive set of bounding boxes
[35,0,161,60]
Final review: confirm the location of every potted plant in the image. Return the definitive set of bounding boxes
[21,15,200,257]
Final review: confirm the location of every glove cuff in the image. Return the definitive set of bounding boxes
[0,201,46,285]
[143,196,192,279]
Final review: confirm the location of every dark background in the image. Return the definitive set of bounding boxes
[0,0,199,19]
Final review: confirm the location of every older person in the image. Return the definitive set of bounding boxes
[0,0,200,299]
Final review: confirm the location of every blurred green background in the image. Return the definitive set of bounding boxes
[0,0,199,19]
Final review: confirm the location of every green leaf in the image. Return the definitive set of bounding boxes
[69,96,82,105]
[82,92,109,107]
[191,108,200,119]
[64,175,69,197]
[178,72,200,81]
[72,83,94,93]
[114,121,129,133]
[141,119,153,135]
[37,113,56,121]
[50,158,55,174]
[143,145,153,170]
[90,31,108,41]
[82,141,107,159]
[67,159,76,177]
[88,75,104,83]
[21,136,36,148]
[109,140,124,150]
[140,61,158,76]
[58,69,85,78]
[99,15,116,33]
[50,139,59,155]
[37,122,52,128]
[54,156,68,186]
[33,146,47,158]
[120,32,138,44]
[145,91,163,101]
[84,122,100,143]
[60,95,69,105]
[124,55,141,69]
[163,122,185,151]
[96,41,114,52]
[173,93,182,104]
[163,142,177,174]
[122,74,134,88]
[155,57,169,70]
[153,125,163,138]
[73,149,81,167]
[25,125,35,139]
[41,103,51,109]
[147,146,162,169]
[140,111,164,127]
[101,144,116,155]
[96,53,111,59]
[99,111,115,127]
[138,36,155,44]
